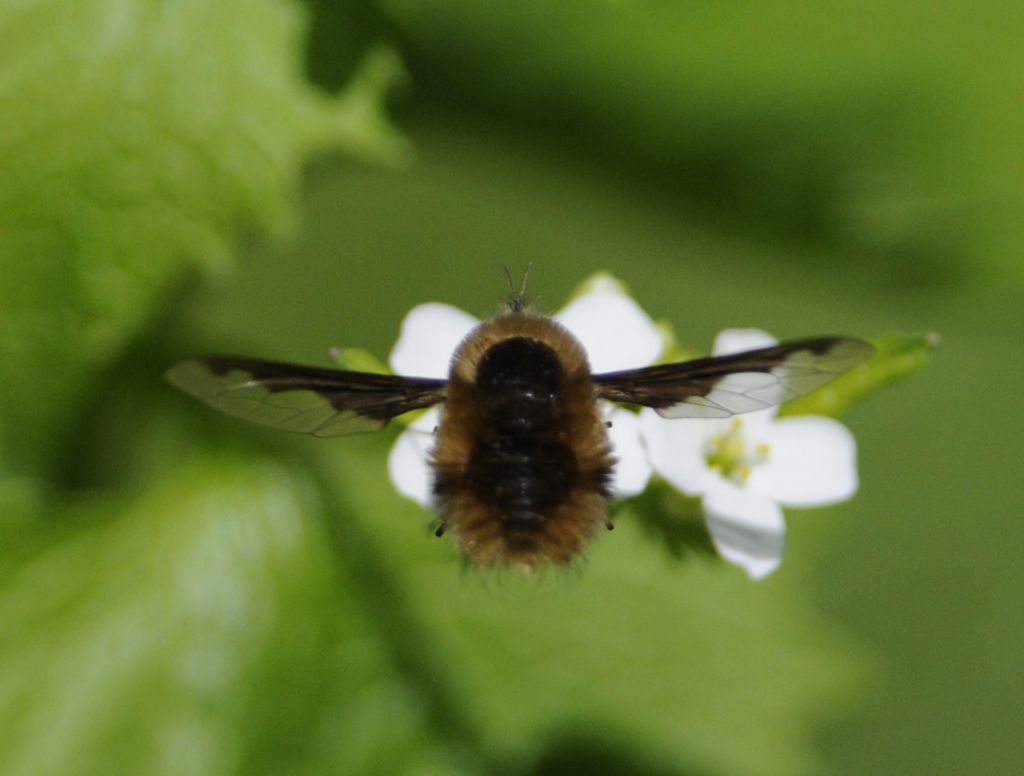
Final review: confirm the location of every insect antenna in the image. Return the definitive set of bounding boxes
[502,263,533,312]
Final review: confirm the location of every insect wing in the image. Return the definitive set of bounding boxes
[166,356,446,436]
[594,337,874,419]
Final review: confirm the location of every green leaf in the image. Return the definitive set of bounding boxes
[0,455,470,776]
[780,332,939,418]
[0,0,406,481]
[0,457,327,774]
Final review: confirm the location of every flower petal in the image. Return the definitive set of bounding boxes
[713,328,778,356]
[703,480,786,579]
[556,290,662,372]
[389,303,479,378]
[387,408,439,508]
[638,408,721,496]
[749,416,858,507]
[605,407,651,497]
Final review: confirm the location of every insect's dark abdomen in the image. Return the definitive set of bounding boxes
[439,338,579,530]
[467,428,578,531]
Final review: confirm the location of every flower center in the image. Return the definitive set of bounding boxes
[704,419,769,484]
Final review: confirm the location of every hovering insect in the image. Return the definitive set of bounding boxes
[167,286,873,569]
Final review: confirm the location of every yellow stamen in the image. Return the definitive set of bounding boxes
[704,419,769,484]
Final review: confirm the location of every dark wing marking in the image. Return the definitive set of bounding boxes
[594,337,873,419]
[166,356,446,437]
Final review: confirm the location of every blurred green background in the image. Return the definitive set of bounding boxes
[1,1,1020,774]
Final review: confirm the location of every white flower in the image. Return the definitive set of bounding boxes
[387,277,662,508]
[639,328,858,580]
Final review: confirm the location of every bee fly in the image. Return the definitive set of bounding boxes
[167,285,873,568]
